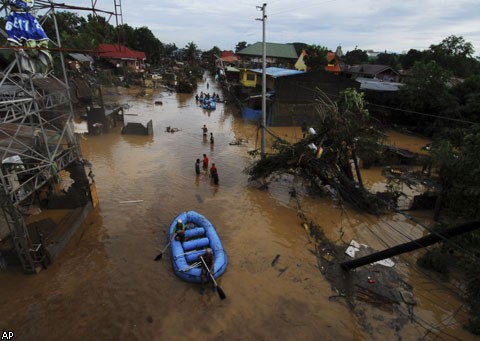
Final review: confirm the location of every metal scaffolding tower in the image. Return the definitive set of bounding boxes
[114,0,125,45]
[0,1,85,273]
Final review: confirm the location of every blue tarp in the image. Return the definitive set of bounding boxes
[250,67,304,78]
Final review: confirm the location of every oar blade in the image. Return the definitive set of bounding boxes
[216,286,226,300]
[154,239,172,261]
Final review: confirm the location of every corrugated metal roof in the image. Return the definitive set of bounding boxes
[251,67,304,78]
[96,44,145,60]
[68,53,93,63]
[348,64,398,76]
[237,42,298,59]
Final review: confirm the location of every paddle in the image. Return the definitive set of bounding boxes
[200,255,226,300]
[154,237,173,261]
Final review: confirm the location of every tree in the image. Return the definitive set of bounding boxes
[40,12,88,49]
[78,14,117,49]
[161,43,178,57]
[432,127,480,219]
[420,127,480,334]
[183,41,199,63]
[292,42,309,56]
[426,35,477,77]
[376,52,400,69]
[344,48,368,65]
[202,46,222,72]
[246,88,386,213]
[304,44,328,72]
[399,49,425,69]
[398,60,457,132]
[451,75,480,122]
[129,26,163,66]
[431,35,474,58]
[235,41,248,53]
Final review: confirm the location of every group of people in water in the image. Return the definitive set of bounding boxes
[195,91,220,103]
[197,125,219,184]
[170,80,219,295]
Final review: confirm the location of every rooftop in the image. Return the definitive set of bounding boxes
[237,42,298,59]
[251,67,304,78]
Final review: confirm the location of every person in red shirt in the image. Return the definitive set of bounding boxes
[210,163,219,184]
[202,154,209,168]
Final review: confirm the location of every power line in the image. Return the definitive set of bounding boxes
[344,212,472,340]
[288,184,470,340]
[292,82,479,125]
[268,0,337,17]
[35,0,115,16]
[368,102,476,125]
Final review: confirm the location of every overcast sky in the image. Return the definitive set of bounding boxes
[71,0,480,55]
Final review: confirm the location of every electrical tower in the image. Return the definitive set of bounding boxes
[0,1,94,273]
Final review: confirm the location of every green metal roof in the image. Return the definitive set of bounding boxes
[237,42,298,59]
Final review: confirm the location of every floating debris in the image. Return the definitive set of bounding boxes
[229,138,246,146]
[166,126,180,133]
[271,254,280,267]
[277,267,288,276]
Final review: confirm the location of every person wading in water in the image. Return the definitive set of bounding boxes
[210,163,219,185]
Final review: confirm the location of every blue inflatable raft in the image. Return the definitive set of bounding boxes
[169,210,227,283]
[202,98,216,110]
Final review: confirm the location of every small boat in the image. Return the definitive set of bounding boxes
[202,98,216,110]
[169,210,227,283]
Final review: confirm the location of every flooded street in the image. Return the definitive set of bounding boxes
[0,76,475,340]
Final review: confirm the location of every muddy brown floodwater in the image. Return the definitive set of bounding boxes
[0,74,476,340]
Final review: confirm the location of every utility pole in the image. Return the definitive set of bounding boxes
[256,3,267,158]
[340,221,480,271]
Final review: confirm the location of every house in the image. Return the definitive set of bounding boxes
[250,66,304,91]
[343,64,402,92]
[295,50,307,72]
[355,77,404,91]
[67,53,94,72]
[270,70,360,126]
[239,69,258,88]
[236,42,298,68]
[344,64,399,82]
[295,49,342,74]
[219,50,240,64]
[325,52,341,74]
[95,44,146,73]
[239,67,303,122]
[215,51,240,82]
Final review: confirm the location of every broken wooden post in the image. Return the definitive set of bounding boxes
[341,221,480,271]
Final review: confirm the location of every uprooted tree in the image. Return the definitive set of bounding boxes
[246,88,389,214]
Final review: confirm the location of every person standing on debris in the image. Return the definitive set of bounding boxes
[195,158,201,175]
[202,154,209,169]
[210,132,214,144]
[202,124,208,136]
[210,163,219,185]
